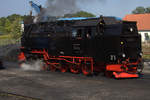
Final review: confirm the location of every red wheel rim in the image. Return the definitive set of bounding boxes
[70,65,79,74]
[61,66,68,73]
[82,65,91,75]
[50,65,56,72]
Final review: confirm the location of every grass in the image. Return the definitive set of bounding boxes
[143,54,150,60]
[0,34,11,39]
[0,34,20,46]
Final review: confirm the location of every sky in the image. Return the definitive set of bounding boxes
[0,0,150,18]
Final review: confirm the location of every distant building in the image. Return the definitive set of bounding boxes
[123,14,150,42]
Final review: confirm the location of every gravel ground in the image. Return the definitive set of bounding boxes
[0,61,149,100]
[0,44,20,61]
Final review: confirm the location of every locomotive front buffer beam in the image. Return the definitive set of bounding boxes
[106,58,142,78]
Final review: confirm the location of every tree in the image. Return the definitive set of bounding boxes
[7,14,21,22]
[0,14,23,39]
[4,19,12,34]
[64,11,96,17]
[10,17,22,39]
[132,6,150,14]
[145,7,150,13]
[0,17,7,34]
[132,6,146,14]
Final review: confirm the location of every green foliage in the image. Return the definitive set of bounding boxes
[132,6,145,14]
[0,14,23,39]
[0,34,11,39]
[143,54,150,60]
[132,6,150,14]
[11,17,22,39]
[0,34,17,46]
[4,19,12,33]
[0,17,7,34]
[145,7,150,13]
[7,14,21,22]
[64,11,96,17]
[142,43,150,60]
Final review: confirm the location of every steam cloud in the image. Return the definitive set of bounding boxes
[21,60,44,71]
[45,0,79,16]
[44,0,106,17]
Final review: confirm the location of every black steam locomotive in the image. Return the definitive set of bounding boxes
[19,16,143,78]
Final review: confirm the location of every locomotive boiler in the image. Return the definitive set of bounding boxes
[18,16,144,78]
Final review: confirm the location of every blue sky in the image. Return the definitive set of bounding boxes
[0,0,150,18]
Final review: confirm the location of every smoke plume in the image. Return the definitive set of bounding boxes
[44,0,106,17]
[21,60,44,71]
[44,0,79,16]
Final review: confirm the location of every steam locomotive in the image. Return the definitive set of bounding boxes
[19,16,143,78]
